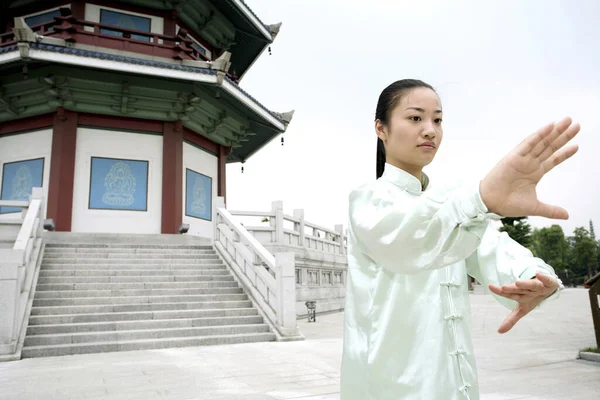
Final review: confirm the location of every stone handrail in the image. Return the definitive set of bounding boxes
[213,198,301,340]
[0,188,45,359]
[229,201,347,255]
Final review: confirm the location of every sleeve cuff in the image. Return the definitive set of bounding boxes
[456,182,503,226]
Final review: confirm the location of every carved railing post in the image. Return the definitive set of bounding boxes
[271,201,284,244]
[293,209,305,247]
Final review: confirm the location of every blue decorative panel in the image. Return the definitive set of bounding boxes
[25,10,61,27]
[0,158,45,214]
[89,157,148,211]
[185,169,212,221]
[100,9,151,42]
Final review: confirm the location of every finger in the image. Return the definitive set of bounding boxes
[516,122,554,157]
[537,121,580,162]
[530,117,573,158]
[532,201,569,220]
[514,279,544,291]
[489,284,523,301]
[500,284,536,295]
[542,144,579,174]
[535,272,558,288]
[491,284,527,297]
[498,307,528,334]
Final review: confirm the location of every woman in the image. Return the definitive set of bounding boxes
[340,79,579,399]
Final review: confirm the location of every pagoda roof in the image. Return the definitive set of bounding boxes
[0,40,293,163]
[2,0,278,79]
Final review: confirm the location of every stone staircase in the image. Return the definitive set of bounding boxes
[22,236,275,358]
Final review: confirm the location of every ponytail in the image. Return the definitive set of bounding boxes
[376,137,386,179]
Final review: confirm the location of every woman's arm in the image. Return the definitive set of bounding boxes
[465,225,563,310]
[349,181,501,274]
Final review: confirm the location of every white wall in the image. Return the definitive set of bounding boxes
[85,3,164,36]
[71,128,163,233]
[182,142,218,239]
[0,129,52,222]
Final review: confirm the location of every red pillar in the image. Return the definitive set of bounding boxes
[47,108,78,231]
[217,145,231,205]
[161,120,183,233]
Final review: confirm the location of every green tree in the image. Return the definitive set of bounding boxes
[589,220,600,270]
[530,225,569,273]
[499,217,532,249]
[569,227,599,280]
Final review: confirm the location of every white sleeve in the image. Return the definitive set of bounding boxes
[349,181,501,274]
[466,225,564,310]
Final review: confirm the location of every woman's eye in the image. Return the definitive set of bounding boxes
[435,118,443,124]
[410,116,421,122]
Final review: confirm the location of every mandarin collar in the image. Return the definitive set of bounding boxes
[379,163,429,194]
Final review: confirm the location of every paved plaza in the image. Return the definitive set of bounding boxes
[0,289,598,400]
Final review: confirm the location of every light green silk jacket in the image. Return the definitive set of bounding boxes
[340,163,562,400]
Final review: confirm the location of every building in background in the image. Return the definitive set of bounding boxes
[0,0,293,239]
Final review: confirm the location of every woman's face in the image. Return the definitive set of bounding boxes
[376,87,443,176]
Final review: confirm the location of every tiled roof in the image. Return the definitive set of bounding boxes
[0,42,285,127]
[224,75,283,124]
[30,42,219,75]
[237,0,271,33]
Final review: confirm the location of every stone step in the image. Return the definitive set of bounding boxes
[43,248,217,255]
[42,257,220,265]
[45,243,213,250]
[38,275,234,285]
[40,267,234,277]
[26,315,265,335]
[38,268,228,277]
[30,303,256,320]
[36,280,238,289]
[39,271,231,284]
[24,323,271,346]
[21,332,276,358]
[41,263,226,270]
[33,293,249,307]
[43,253,219,260]
[40,268,233,283]
[40,265,228,277]
[34,287,244,298]
[37,273,231,286]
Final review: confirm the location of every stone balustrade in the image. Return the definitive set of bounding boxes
[228,201,348,317]
[0,188,45,360]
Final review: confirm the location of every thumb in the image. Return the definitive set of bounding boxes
[533,201,569,220]
[498,306,528,334]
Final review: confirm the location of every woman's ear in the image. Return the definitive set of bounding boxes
[375,120,387,142]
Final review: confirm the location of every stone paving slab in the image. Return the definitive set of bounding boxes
[0,289,598,400]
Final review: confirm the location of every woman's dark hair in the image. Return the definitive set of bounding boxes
[376,79,436,179]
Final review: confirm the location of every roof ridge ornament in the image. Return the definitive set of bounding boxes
[268,23,282,40]
[211,51,232,72]
[274,110,295,125]
[13,18,37,43]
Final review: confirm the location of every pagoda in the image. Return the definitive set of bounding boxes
[0,0,292,238]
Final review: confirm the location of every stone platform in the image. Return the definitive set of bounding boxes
[0,289,598,400]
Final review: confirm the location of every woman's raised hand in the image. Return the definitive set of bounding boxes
[480,117,580,219]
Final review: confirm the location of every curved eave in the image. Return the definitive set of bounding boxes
[208,0,274,79]
[220,0,272,41]
[0,43,285,131]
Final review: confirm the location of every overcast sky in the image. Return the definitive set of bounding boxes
[225,0,599,237]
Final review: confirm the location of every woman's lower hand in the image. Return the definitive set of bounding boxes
[489,272,559,334]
